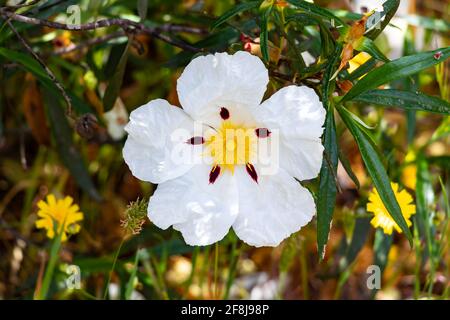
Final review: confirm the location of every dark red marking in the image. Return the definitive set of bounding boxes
[255,128,271,138]
[186,136,205,145]
[246,163,258,183]
[434,51,442,60]
[209,165,221,184]
[220,107,230,120]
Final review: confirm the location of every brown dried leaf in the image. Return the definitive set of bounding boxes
[22,73,50,145]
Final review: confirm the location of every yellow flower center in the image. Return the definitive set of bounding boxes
[206,121,256,173]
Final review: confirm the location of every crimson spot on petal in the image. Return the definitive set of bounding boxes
[186,136,205,145]
[209,165,221,184]
[246,163,258,183]
[255,128,271,138]
[220,107,230,120]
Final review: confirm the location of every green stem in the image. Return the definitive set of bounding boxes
[103,238,124,300]
[334,262,354,300]
[213,242,220,299]
[37,222,64,300]
[299,239,309,300]
[413,223,421,299]
[150,254,169,300]
[223,238,240,300]
[183,246,199,299]
[142,253,167,300]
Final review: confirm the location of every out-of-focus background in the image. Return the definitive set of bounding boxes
[0,0,448,300]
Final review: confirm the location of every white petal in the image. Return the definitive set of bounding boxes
[232,167,315,247]
[148,165,239,246]
[123,99,201,184]
[252,85,326,180]
[177,51,269,127]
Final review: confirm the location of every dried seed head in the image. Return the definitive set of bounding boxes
[75,113,98,139]
[121,198,148,235]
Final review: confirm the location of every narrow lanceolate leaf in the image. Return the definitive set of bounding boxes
[353,89,450,115]
[342,57,376,81]
[286,0,346,27]
[44,90,102,201]
[317,44,341,260]
[103,40,130,112]
[337,105,413,245]
[365,0,400,40]
[338,149,360,189]
[285,13,335,58]
[357,37,389,63]
[259,2,273,62]
[0,48,92,114]
[341,47,450,103]
[211,1,260,30]
[317,111,338,260]
[137,0,148,21]
[342,218,371,269]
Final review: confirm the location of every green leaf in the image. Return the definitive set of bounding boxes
[317,110,338,260]
[365,0,400,40]
[353,89,450,115]
[137,0,148,21]
[317,44,341,260]
[340,217,371,270]
[338,148,360,189]
[44,90,102,201]
[286,0,346,27]
[0,47,47,78]
[259,2,273,62]
[341,47,450,103]
[211,1,260,30]
[165,27,240,69]
[285,13,335,58]
[103,40,130,112]
[0,0,79,42]
[337,105,413,245]
[342,57,376,81]
[0,47,92,114]
[357,37,389,63]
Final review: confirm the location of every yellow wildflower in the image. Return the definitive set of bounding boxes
[35,194,83,241]
[367,182,416,235]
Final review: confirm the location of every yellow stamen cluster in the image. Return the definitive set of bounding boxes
[35,194,83,241]
[206,121,256,173]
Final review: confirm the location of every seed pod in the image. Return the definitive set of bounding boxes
[75,113,98,139]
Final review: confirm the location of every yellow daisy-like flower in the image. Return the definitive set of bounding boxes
[35,194,83,241]
[367,182,416,235]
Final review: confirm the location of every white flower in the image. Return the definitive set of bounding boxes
[123,51,326,247]
[104,98,128,140]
